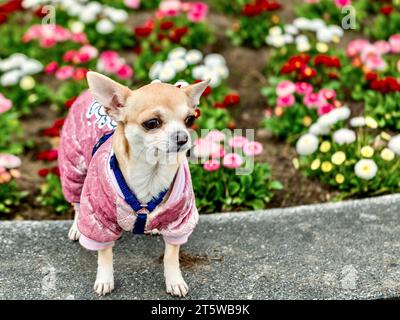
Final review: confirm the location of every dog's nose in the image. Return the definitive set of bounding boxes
[173,131,189,146]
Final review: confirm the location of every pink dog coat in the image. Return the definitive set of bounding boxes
[59,90,199,250]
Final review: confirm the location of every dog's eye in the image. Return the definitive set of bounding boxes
[185,115,196,127]
[142,118,161,130]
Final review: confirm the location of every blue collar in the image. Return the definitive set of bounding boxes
[109,154,168,234]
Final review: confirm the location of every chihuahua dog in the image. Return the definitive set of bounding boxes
[59,71,209,297]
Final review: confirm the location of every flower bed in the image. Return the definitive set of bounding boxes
[1,0,400,219]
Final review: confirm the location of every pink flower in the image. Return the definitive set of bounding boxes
[365,55,387,71]
[203,159,220,171]
[117,64,133,79]
[277,94,295,107]
[0,94,12,113]
[276,80,296,97]
[0,153,21,169]
[373,40,391,54]
[205,130,225,142]
[40,37,56,47]
[124,0,141,9]
[295,82,313,95]
[318,103,334,116]
[187,2,208,22]
[346,39,369,57]
[79,45,98,59]
[228,136,248,148]
[389,34,400,53]
[303,93,321,108]
[243,141,263,156]
[44,61,58,74]
[71,32,88,44]
[55,66,75,80]
[99,51,123,73]
[193,139,221,158]
[222,153,244,169]
[318,88,336,101]
[334,0,351,8]
[158,0,182,16]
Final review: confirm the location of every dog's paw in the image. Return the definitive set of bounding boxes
[68,223,81,241]
[165,274,189,297]
[145,228,161,236]
[93,278,114,296]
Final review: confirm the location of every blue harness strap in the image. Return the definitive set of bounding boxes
[109,154,168,235]
[92,131,115,156]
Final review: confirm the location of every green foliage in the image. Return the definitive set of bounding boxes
[190,162,282,213]
[36,173,70,214]
[0,181,28,214]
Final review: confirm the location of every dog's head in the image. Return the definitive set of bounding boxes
[87,72,209,163]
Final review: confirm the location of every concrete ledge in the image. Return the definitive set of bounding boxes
[1,194,400,300]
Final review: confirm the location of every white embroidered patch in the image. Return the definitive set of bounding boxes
[86,101,117,130]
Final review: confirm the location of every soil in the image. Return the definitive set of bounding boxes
[5,1,368,220]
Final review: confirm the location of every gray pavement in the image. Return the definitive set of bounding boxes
[1,194,400,300]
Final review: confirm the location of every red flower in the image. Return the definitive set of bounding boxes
[63,50,77,62]
[0,0,23,13]
[65,96,77,109]
[53,118,65,129]
[169,27,188,43]
[314,54,340,68]
[214,102,226,109]
[300,67,316,79]
[365,72,378,82]
[38,168,50,177]
[44,61,58,74]
[73,68,87,81]
[134,19,154,38]
[42,127,60,137]
[133,46,142,54]
[328,72,339,80]
[0,13,7,24]
[34,6,47,18]
[223,93,240,106]
[242,4,261,16]
[51,166,60,177]
[380,6,394,15]
[37,149,58,161]
[160,20,174,30]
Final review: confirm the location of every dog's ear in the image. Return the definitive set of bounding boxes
[183,79,211,107]
[87,71,130,121]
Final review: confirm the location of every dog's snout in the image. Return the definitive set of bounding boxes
[173,131,189,146]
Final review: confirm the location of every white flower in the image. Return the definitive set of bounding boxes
[21,59,43,75]
[309,19,326,32]
[209,64,229,79]
[350,116,366,127]
[165,58,187,73]
[149,61,163,80]
[296,133,319,155]
[185,49,203,65]
[87,2,103,15]
[1,53,27,71]
[317,113,338,127]
[284,24,298,35]
[295,35,311,52]
[309,123,330,136]
[168,47,187,60]
[22,0,39,9]
[96,19,114,34]
[355,159,378,180]
[1,70,22,86]
[192,65,207,79]
[329,25,344,38]
[388,135,400,155]
[151,79,162,84]
[158,65,176,82]
[283,34,294,44]
[269,26,282,36]
[204,53,226,67]
[203,70,221,88]
[293,17,312,30]
[79,10,97,23]
[67,4,84,16]
[70,21,85,33]
[266,35,285,47]
[316,28,333,43]
[333,128,356,145]
[105,8,128,23]
[329,106,351,121]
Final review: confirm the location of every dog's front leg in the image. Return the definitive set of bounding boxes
[68,203,81,241]
[94,247,114,296]
[164,242,188,297]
